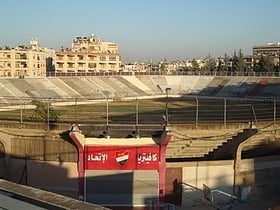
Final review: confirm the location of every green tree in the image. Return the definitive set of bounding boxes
[202,54,217,72]
[232,49,246,72]
[217,54,231,72]
[159,63,167,72]
[29,99,60,122]
[190,59,200,72]
[254,55,275,73]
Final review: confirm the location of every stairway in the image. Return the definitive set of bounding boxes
[204,128,258,160]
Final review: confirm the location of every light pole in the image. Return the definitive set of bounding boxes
[47,98,50,131]
[165,88,171,126]
[106,97,109,127]
[195,97,198,128]
[75,98,77,125]
[20,99,23,128]
[136,98,139,127]
[135,98,140,138]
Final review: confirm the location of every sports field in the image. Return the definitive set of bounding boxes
[0,96,278,126]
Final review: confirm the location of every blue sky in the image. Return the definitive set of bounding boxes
[1,0,280,62]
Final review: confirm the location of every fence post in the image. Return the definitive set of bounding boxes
[47,98,50,131]
[165,88,171,126]
[195,97,199,128]
[20,99,23,128]
[274,97,276,124]
[106,97,108,127]
[75,98,77,125]
[251,104,258,125]
[135,98,140,131]
[224,98,227,128]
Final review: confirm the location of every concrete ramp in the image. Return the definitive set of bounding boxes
[0,179,110,210]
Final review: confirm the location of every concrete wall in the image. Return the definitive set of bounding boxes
[237,156,280,199]
[1,126,280,209]
[167,160,234,209]
[167,155,280,209]
[9,159,79,199]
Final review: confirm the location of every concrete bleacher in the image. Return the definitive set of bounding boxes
[178,76,200,94]
[166,127,272,160]
[166,134,231,159]
[60,77,93,98]
[248,78,271,96]
[163,75,198,94]
[241,128,280,157]
[239,77,259,96]
[0,79,26,98]
[0,75,280,107]
[199,77,230,96]
[47,77,81,99]
[259,77,280,96]
[136,75,162,94]
[217,76,248,97]
[122,76,152,94]
[110,76,145,97]
[190,76,214,94]
[88,77,116,98]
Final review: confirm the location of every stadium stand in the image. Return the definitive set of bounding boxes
[0,75,279,105]
[248,78,271,96]
[260,77,280,97]
[216,76,247,97]
[190,76,214,95]
[0,75,280,105]
[0,75,280,210]
[136,75,162,94]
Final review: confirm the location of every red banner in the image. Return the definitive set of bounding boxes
[85,146,160,170]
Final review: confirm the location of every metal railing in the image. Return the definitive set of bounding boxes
[46,70,280,77]
[147,200,175,210]
[203,184,241,209]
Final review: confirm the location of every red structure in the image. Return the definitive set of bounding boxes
[69,125,171,209]
[85,146,160,170]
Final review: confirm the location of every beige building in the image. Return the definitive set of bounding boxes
[55,34,121,74]
[0,39,55,78]
[253,42,280,64]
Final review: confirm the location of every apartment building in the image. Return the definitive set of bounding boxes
[253,42,280,63]
[55,34,121,74]
[0,39,55,78]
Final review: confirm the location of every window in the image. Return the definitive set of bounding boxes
[110,64,116,69]
[100,56,106,61]
[88,63,96,68]
[99,63,106,69]
[109,56,116,61]
[57,55,64,60]
[67,55,74,60]
[68,63,74,68]
[88,55,97,61]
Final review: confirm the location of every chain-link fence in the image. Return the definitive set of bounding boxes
[0,96,278,129]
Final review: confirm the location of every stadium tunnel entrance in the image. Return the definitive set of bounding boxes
[69,124,172,209]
